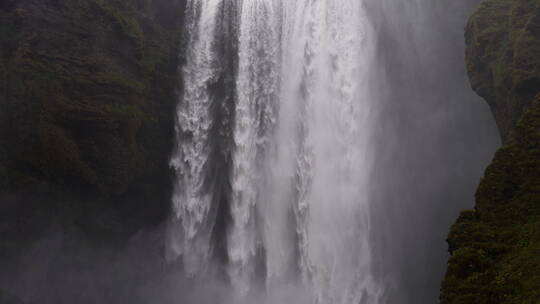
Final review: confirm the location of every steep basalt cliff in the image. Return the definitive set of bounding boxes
[0,0,185,250]
[441,0,540,303]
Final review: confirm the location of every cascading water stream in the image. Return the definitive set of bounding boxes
[228,0,281,295]
[170,0,381,302]
[279,1,379,303]
[168,0,223,276]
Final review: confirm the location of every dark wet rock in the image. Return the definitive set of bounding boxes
[0,0,185,246]
[465,0,540,143]
[441,1,540,302]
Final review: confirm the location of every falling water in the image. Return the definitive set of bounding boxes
[169,0,223,276]
[171,0,380,302]
[228,0,281,295]
[278,1,379,303]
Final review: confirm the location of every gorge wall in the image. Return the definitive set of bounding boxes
[0,1,188,301]
[0,0,186,249]
[441,0,540,303]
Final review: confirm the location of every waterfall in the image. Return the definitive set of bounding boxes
[170,0,380,302]
[228,0,281,294]
[168,0,223,276]
[278,1,379,303]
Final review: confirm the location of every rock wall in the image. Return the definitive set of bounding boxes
[465,0,540,142]
[441,0,540,302]
[0,0,186,250]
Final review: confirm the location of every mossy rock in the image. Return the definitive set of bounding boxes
[443,2,540,300]
[466,0,540,142]
[0,0,185,250]
[441,95,540,304]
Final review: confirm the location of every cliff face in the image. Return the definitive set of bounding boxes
[465,0,540,142]
[0,0,185,249]
[441,0,540,303]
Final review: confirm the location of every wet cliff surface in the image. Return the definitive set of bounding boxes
[441,0,540,302]
[465,0,540,143]
[0,0,186,251]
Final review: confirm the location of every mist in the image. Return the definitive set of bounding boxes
[366,0,499,302]
[0,0,500,304]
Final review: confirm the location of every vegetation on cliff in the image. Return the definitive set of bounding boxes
[441,95,540,303]
[465,0,540,142]
[0,0,185,247]
[441,0,540,302]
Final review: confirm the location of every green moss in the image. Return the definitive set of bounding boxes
[443,23,540,293]
[139,45,168,77]
[441,96,540,304]
[465,0,540,141]
[452,15,540,302]
[0,0,183,249]
[93,0,144,45]
[94,72,147,95]
[103,103,147,121]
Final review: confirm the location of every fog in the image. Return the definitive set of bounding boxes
[366,0,499,302]
[0,0,500,303]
